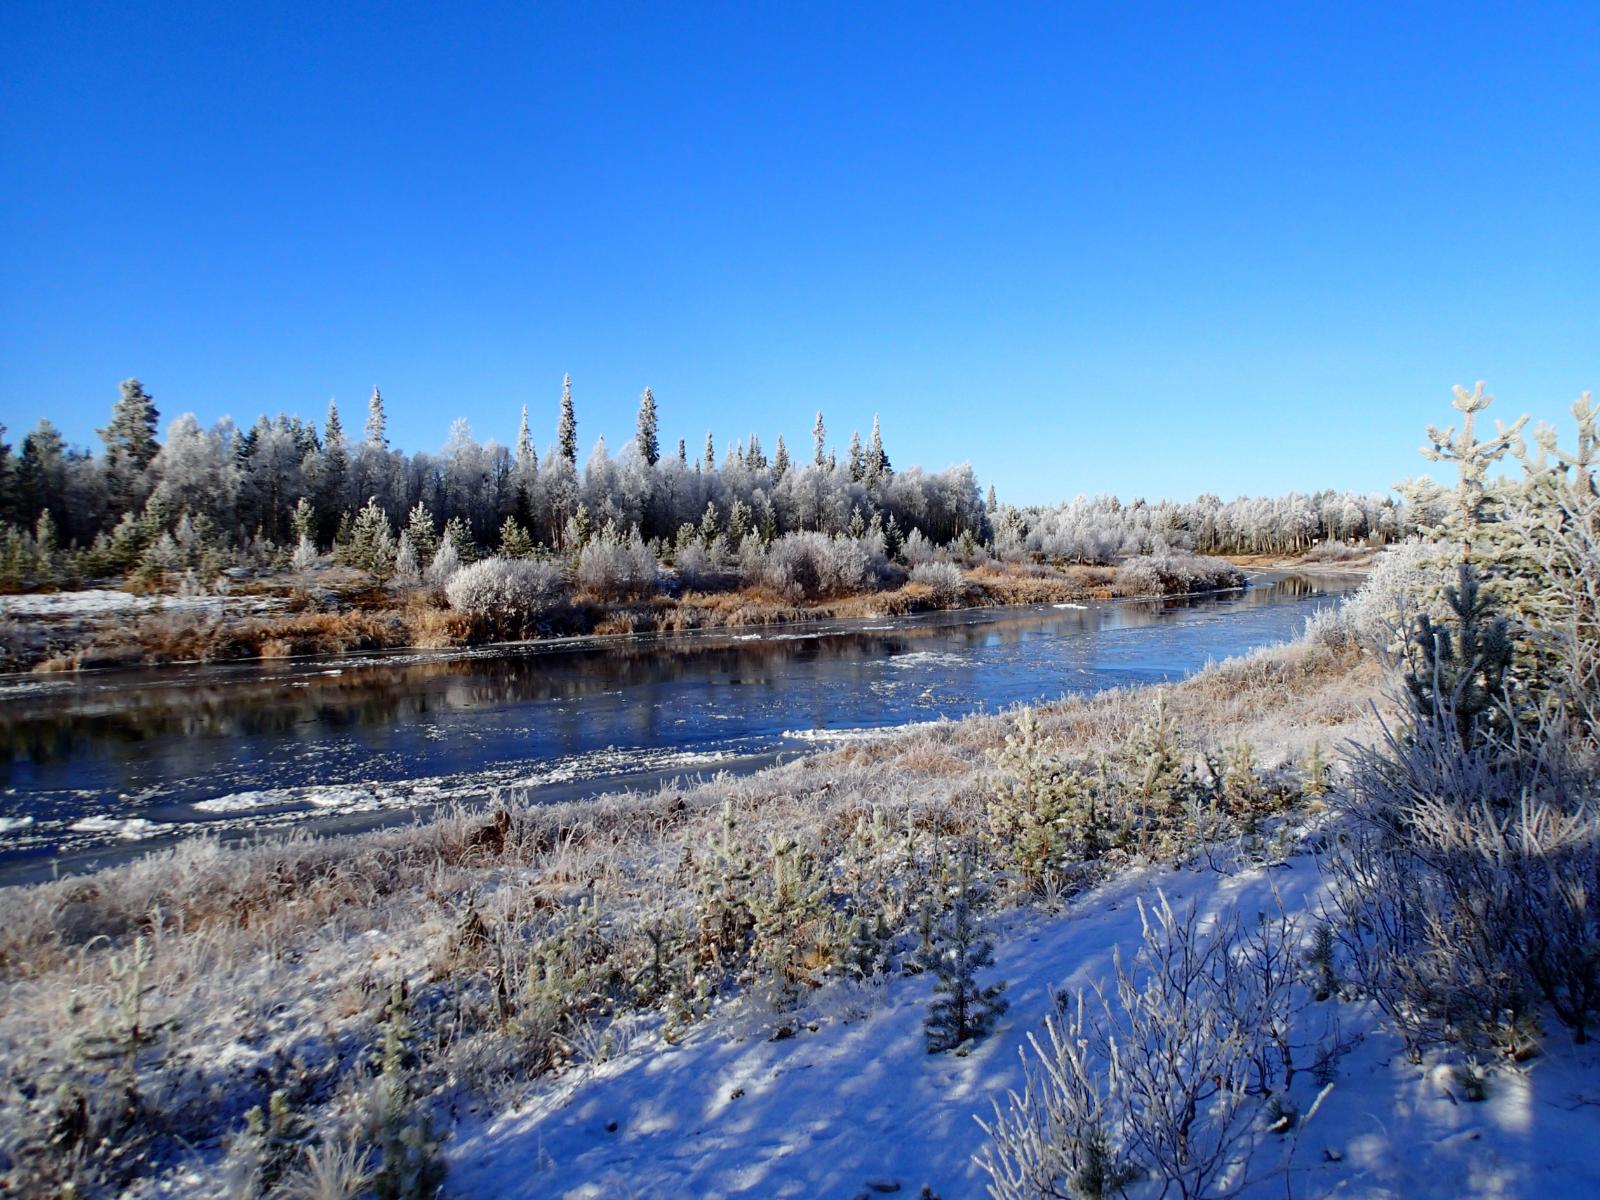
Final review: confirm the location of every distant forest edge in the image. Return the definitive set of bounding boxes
[0,377,1423,591]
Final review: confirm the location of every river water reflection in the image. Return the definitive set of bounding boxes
[0,572,1359,882]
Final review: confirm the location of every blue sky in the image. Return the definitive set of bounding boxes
[2,2,1596,505]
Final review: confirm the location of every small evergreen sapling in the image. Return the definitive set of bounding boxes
[921,851,1008,1052]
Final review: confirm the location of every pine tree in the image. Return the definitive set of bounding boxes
[499,515,535,558]
[1421,381,1527,558]
[516,404,537,471]
[813,412,827,468]
[703,432,715,473]
[321,399,349,533]
[772,434,791,481]
[290,496,317,547]
[346,497,397,579]
[366,387,388,448]
[405,502,438,564]
[867,415,891,482]
[699,501,720,545]
[986,483,998,514]
[1406,562,1514,750]
[635,387,660,466]
[921,851,1007,1052]
[677,437,687,465]
[101,378,161,513]
[848,431,865,482]
[557,375,578,466]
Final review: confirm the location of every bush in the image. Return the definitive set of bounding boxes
[909,560,970,607]
[754,532,888,602]
[576,530,658,600]
[1306,539,1453,655]
[444,557,566,637]
[1113,552,1244,596]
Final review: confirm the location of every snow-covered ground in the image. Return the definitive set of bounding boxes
[0,588,289,621]
[450,838,1600,1199]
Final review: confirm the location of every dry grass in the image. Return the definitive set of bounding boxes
[0,634,1382,1195]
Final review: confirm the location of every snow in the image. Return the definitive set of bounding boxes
[782,721,943,744]
[448,834,1600,1200]
[0,588,286,620]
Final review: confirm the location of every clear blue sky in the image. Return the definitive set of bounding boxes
[2,2,1596,505]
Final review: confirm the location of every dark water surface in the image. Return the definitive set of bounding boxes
[0,572,1359,883]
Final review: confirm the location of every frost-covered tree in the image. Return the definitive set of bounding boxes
[635,387,660,466]
[100,378,161,515]
[365,387,388,449]
[812,411,826,467]
[556,374,577,466]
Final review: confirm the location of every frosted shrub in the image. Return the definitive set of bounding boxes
[1307,538,1453,654]
[424,540,460,589]
[674,535,735,592]
[1113,552,1244,597]
[900,528,939,566]
[909,560,969,607]
[576,529,658,600]
[1325,705,1600,1054]
[979,896,1307,1200]
[444,556,565,636]
[757,531,887,601]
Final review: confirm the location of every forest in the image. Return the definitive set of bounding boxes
[1,376,1409,592]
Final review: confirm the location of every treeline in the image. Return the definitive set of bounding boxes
[0,378,988,586]
[0,375,1429,590]
[989,489,1423,564]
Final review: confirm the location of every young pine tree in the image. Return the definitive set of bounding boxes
[921,851,1008,1052]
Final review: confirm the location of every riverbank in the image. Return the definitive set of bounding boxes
[0,626,1382,1196]
[0,553,1248,673]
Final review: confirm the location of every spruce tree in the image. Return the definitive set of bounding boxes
[847,432,865,482]
[677,437,687,465]
[921,851,1007,1052]
[405,502,438,564]
[321,399,349,532]
[101,378,160,513]
[499,515,535,558]
[366,387,388,448]
[557,375,578,466]
[703,432,715,473]
[772,434,791,481]
[986,483,998,514]
[813,411,827,467]
[347,497,397,579]
[635,387,660,466]
[867,415,891,482]
[516,404,537,470]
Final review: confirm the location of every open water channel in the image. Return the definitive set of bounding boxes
[0,572,1360,884]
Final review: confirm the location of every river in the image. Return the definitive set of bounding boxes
[0,571,1359,884]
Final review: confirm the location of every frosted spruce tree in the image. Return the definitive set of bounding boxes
[772,434,790,481]
[922,850,1008,1052]
[556,374,578,466]
[366,387,388,448]
[635,387,660,466]
[812,411,827,467]
[100,378,160,514]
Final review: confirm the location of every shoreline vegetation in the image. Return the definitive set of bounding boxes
[0,550,1267,675]
[0,377,1407,676]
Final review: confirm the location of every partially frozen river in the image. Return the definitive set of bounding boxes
[0,572,1359,883]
